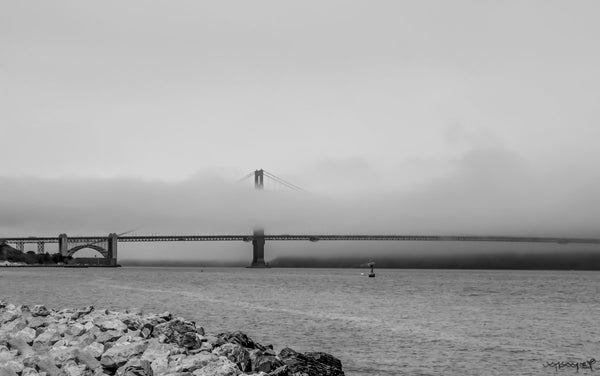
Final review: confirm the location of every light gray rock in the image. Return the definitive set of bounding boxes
[76,331,97,347]
[0,348,14,363]
[2,318,27,333]
[100,318,128,332]
[47,347,78,366]
[199,342,213,352]
[21,367,39,376]
[100,341,149,370]
[116,358,153,376]
[85,342,105,359]
[15,327,37,345]
[171,353,218,372]
[121,315,144,331]
[0,368,18,376]
[7,336,35,358]
[34,328,61,346]
[67,323,86,337]
[141,339,172,375]
[52,339,72,348]
[213,343,251,372]
[190,357,241,376]
[27,316,48,329]
[1,360,24,374]
[95,330,124,344]
[36,356,63,376]
[0,310,19,325]
[62,360,86,376]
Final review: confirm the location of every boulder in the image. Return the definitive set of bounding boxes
[140,323,153,339]
[278,348,344,376]
[76,348,103,370]
[70,306,94,320]
[34,328,61,346]
[116,358,153,376]
[100,318,128,332]
[121,315,144,331]
[1,360,24,374]
[0,368,18,376]
[62,360,86,376]
[77,331,98,347]
[15,327,37,345]
[101,341,149,370]
[218,331,263,350]
[248,349,284,373]
[152,318,201,349]
[7,336,35,358]
[21,367,39,376]
[36,356,64,376]
[47,347,78,366]
[212,343,251,372]
[190,357,241,376]
[143,314,167,328]
[267,365,289,376]
[67,323,87,337]
[27,316,49,329]
[31,305,50,317]
[84,342,105,359]
[172,353,219,372]
[96,330,124,344]
[140,338,174,375]
[199,342,213,352]
[2,317,27,333]
[205,336,225,348]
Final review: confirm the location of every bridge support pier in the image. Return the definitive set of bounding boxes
[37,242,45,254]
[58,234,68,256]
[15,242,24,252]
[249,228,267,268]
[107,233,118,266]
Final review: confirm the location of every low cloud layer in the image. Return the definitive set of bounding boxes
[1,146,599,261]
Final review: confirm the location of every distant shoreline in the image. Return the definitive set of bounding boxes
[0,264,117,268]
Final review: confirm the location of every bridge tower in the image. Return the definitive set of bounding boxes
[250,169,267,267]
[107,233,118,266]
[58,233,68,256]
[250,228,266,267]
[254,169,264,189]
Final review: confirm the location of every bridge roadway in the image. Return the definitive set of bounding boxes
[4,234,600,244]
[4,234,600,267]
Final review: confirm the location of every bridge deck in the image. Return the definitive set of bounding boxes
[2,235,600,244]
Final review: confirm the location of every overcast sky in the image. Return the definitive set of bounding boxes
[1,1,599,260]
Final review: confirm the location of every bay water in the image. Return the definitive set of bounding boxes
[1,267,599,375]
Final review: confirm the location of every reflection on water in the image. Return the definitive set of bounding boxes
[1,267,599,375]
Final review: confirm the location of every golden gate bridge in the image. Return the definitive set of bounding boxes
[2,169,600,267]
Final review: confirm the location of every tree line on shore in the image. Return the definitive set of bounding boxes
[0,243,72,265]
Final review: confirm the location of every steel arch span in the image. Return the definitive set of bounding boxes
[66,244,108,259]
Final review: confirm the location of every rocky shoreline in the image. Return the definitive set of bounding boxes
[0,301,345,376]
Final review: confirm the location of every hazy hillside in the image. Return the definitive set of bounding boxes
[0,243,68,264]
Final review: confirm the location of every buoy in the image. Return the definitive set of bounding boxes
[368,261,375,277]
